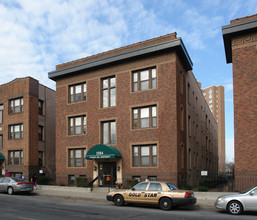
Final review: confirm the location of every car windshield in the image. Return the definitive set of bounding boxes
[241,186,257,194]
[166,183,178,190]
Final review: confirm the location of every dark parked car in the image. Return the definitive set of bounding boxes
[0,177,33,195]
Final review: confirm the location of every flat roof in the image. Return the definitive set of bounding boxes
[222,17,257,63]
[48,37,193,81]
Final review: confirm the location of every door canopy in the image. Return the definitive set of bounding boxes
[0,152,5,162]
[85,144,122,160]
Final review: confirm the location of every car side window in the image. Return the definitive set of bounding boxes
[0,178,3,183]
[251,190,257,196]
[133,182,148,191]
[166,183,178,190]
[148,183,162,191]
[2,178,10,183]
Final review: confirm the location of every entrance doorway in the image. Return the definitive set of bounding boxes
[98,162,116,187]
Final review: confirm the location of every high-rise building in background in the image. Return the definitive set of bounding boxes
[202,85,225,173]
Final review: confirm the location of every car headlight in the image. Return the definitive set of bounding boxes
[217,197,225,202]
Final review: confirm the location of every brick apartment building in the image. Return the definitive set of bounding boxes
[49,33,218,187]
[223,14,257,191]
[0,77,56,181]
[202,85,225,173]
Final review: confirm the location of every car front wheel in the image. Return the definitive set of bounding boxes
[227,201,242,215]
[114,195,124,206]
[7,187,14,195]
[159,198,173,210]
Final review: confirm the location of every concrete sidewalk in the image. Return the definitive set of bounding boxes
[34,185,234,209]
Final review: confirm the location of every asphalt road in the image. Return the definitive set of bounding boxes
[0,193,256,220]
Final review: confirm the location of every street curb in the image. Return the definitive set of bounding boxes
[34,187,224,210]
[35,192,105,202]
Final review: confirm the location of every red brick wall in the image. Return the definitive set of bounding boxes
[232,32,257,191]
[231,14,257,24]
[54,33,218,186]
[0,77,56,181]
[55,51,218,186]
[55,52,180,185]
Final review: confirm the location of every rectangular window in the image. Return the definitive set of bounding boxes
[38,151,44,168]
[101,121,116,145]
[0,135,2,149]
[14,151,20,164]
[38,100,43,115]
[188,115,191,137]
[188,83,190,104]
[9,124,23,140]
[8,150,23,165]
[181,144,185,169]
[148,176,157,181]
[132,176,141,183]
[68,148,86,167]
[0,104,3,124]
[68,175,75,186]
[133,105,157,129]
[38,126,44,141]
[132,67,156,92]
[68,115,86,135]
[180,106,184,131]
[9,97,23,114]
[102,76,116,108]
[180,71,184,94]
[69,83,87,103]
[132,145,157,167]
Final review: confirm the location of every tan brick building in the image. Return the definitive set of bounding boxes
[0,77,56,181]
[223,14,257,191]
[49,33,218,187]
[202,85,225,173]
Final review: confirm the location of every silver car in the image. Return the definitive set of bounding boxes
[215,186,257,215]
[0,177,34,195]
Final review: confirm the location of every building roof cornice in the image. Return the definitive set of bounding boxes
[222,16,257,63]
[48,37,193,81]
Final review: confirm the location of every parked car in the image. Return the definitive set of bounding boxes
[0,177,34,195]
[106,181,196,210]
[215,185,257,215]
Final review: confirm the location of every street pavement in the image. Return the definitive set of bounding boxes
[34,185,234,210]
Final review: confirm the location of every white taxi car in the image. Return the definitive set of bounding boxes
[106,181,196,210]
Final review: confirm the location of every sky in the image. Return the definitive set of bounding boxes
[1,0,256,163]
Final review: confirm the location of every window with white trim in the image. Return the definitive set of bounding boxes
[101,121,116,145]
[0,104,3,123]
[102,76,116,108]
[8,150,23,165]
[133,105,157,129]
[132,144,157,167]
[68,148,86,167]
[69,83,87,103]
[9,97,23,114]
[9,124,23,140]
[68,115,86,135]
[132,67,156,92]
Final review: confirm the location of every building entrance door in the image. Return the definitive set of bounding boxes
[98,162,116,187]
